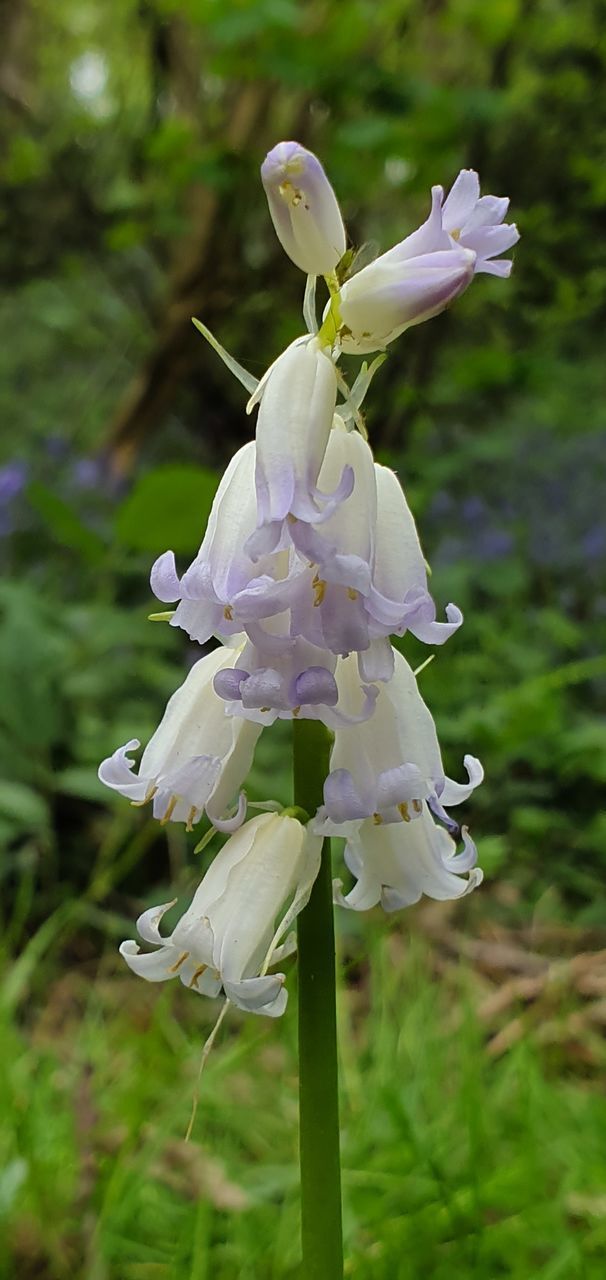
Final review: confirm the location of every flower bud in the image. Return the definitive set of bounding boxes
[120,812,322,1016]
[261,141,346,276]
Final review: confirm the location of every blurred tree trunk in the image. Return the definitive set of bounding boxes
[0,0,33,116]
[106,79,273,476]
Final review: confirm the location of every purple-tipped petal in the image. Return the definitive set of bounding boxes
[293,666,339,707]
[151,551,181,603]
[213,668,250,702]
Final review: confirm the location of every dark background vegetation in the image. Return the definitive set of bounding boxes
[1,1,605,1276]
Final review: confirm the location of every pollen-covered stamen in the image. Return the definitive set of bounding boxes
[169,950,190,974]
[223,605,234,621]
[279,180,305,208]
[347,587,359,601]
[188,963,208,988]
[398,802,411,822]
[186,806,198,833]
[312,575,327,606]
[372,812,383,826]
[412,799,422,814]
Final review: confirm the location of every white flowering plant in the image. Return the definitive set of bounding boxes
[100,140,518,1277]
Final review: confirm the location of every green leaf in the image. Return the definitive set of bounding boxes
[28,483,106,565]
[0,780,50,834]
[115,464,218,554]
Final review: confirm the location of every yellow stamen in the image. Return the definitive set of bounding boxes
[398,802,411,823]
[372,812,383,826]
[189,963,208,989]
[169,951,190,974]
[186,806,198,833]
[131,783,158,808]
[347,587,358,601]
[160,795,178,825]
[313,578,327,607]
[412,799,422,814]
[259,707,271,714]
[287,513,297,524]
[223,605,234,621]
[278,179,303,207]
[292,706,301,717]
[148,611,175,622]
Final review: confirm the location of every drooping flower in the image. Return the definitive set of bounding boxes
[245,337,352,560]
[261,141,347,276]
[120,812,322,1016]
[367,462,463,645]
[314,649,483,834]
[333,801,482,912]
[441,169,519,277]
[98,645,261,831]
[287,419,460,660]
[151,442,302,646]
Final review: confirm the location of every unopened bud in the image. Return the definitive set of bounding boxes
[261,141,346,276]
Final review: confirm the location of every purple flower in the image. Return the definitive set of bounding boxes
[0,461,28,503]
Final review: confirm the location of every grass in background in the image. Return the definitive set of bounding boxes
[2,908,605,1280]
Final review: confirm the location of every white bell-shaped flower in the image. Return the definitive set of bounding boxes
[315,649,483,833]
[245,337,351,559]
[98,644,261,831]
[288,417,379,655]
[368,462,463,644]
[150,442,301,645]
[334,802,482,912]
[120,812,322,1016]
[261,141,347,276]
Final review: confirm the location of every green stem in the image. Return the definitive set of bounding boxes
[293,719,344,1280]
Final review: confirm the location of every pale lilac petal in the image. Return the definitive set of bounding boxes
[150,551,182,603]
[464,223,520,261]
[406,600,463,644]
[213,668,250,701]
[323,769,371,822]
[169,598,222,645]
[293,666,339,707]
[375,764,428,811]
[442,169,481,231]
[357,638,394,683]
[240,669,290,710]
[98,739,147,801]
[378,186,450,264]
[475,257,513,278]
[439,755,484,806]
[463,194,509,231]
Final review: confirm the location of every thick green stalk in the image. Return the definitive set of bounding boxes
[293,718,344,1280]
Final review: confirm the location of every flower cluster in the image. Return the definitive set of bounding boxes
[101,142,518,1016]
